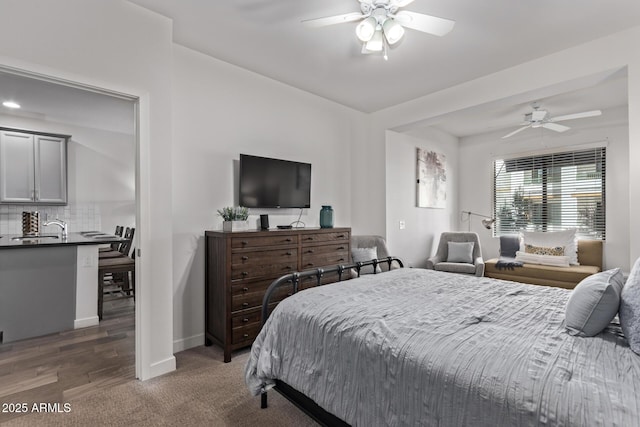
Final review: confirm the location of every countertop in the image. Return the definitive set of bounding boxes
[0,231,126,249]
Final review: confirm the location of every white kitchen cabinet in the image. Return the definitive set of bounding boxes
[0,128,68,204]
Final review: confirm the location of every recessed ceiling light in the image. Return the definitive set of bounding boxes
[2,101,20,109]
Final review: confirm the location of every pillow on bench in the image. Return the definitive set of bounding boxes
[520,229,578,265]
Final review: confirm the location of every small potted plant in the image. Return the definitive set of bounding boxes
[218,206,250,231]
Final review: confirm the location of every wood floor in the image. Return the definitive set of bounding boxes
[0,299,135,423]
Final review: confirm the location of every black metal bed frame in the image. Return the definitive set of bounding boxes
[258,256,404,426]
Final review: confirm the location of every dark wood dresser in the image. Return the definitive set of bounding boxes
[205,227,351,362]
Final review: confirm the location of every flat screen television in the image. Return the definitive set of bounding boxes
[239,154,311,208]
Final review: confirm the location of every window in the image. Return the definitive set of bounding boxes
[493,147,606,239]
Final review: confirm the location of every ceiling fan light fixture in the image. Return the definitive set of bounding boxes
[365,28,384,52]
[2,101,20,109]
[382,18,404,45]
[356,16,377,42]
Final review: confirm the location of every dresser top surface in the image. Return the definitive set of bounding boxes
[205,227,350,237]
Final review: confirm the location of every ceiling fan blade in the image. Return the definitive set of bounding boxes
[389,0,416,7]
[502,125,531,139]
[302,12,365,28]
[393,11,455,36]
[542,122,570,133]
[550,110,602,122]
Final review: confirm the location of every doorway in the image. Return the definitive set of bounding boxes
[0,66,141,415]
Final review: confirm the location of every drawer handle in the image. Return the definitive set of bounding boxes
[339,258,345,262]
[285,238,292,242]
[285,266,292,270]
[285,252,292,256]
[241,240,248,246]
[337,234,345,238]
[242,272,248,277]
[338,246,345,250]
[242,318,249,323]
[287,293,292,297]
[242,287,249,292]
[306,263,313,267]
[243,333,249,338]
[306,237,314,240]
[241,256,249,261]
[306,249,314,254]
[242,302,249,307]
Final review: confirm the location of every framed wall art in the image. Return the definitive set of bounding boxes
[416,148,446,208]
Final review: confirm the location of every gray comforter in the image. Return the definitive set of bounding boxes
[245,268,640,426]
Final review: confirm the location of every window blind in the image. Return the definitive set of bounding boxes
[493,147,606,239]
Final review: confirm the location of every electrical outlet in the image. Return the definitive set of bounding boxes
[399,220,406,230]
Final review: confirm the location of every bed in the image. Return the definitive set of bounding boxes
[245,263,640,426]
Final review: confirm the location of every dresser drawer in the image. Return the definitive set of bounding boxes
[232,248,297,267]
[300,231,350,245]
[231,261,296,281]
[301,250,349,269]
[231,309,262,328]
[232,234,297,249]
[301,242,348,257]
[232,323,263,345]
[231,278,273,296]
[232,277,295,297]
[231,285,293,312]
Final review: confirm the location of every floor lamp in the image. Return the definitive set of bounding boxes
[462,211,496,231]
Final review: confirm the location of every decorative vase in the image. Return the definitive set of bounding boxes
[319,205,334,228]
[223,220,250,232]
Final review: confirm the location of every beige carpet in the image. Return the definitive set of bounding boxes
[2,346,317,426]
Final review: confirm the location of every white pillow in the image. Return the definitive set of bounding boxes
[515,251,570,267]
[351,247,381,275]
[447,241,474,263]
[520,229,578,265]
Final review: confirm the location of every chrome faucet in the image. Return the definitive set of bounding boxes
[44,219,68,238]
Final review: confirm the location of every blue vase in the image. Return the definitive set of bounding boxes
[320,205,334,228]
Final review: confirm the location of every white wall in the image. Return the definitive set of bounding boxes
[359,26,640,268]
[459,118,629,271]
[385,129,459,267]
[0,0,175,379]
[171,45,366,351]
[0,113,135,234]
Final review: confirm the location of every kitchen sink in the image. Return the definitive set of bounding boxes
[11,234,59,241]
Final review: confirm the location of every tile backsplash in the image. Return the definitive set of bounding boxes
[0,204,101,235]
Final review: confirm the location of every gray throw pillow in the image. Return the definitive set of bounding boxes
[620,257,640,354]
[447,241,474,263]
[565,268,625,337]
[351,247,381,275]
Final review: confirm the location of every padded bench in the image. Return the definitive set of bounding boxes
[484,239,603,289]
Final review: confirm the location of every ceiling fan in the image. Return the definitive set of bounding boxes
[302,0,455,60]
[501,103,602,139]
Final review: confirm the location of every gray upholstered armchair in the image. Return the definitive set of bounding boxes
[426,232,485,277]
[351,235,392,273]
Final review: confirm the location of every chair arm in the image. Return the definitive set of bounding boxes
[426,255,443,270]
[474,257,485,277]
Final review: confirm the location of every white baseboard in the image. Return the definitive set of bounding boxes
[173,333,204,353]
[74,316,99,329]
[147,355,177,379]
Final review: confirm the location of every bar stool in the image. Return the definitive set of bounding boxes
[99,225,124,253]
[99,227,134,259]
[98,251,135,320]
